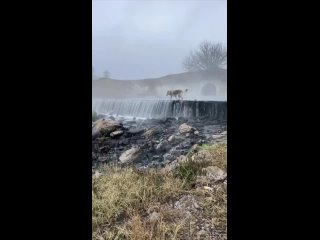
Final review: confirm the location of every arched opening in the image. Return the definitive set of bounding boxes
[201,83,217,96]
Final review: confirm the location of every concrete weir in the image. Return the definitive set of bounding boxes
[93,98,227,121]
[170,100,227,121]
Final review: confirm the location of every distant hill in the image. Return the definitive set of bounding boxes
[92,69,227,99]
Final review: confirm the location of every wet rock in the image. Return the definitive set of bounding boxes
[98,156,108,162]
[92,119,123,139]
[143,126,161,139]
[179,123,195,134]
[156,140,170,152]
[124,120,136,125]
[175,135,186,142]
[175,139,192,150]
[92,117,227,170]
[119,147,142,164]
[119,138,129,146]
[127,128,145,136]
[168,135,175,142]
[154,118,167,125]
[212,134,224,140]
[110,130,124,138]
[165,117,177,122]
[178,117,188,123]
[163,153,176,161]
[143,129,155,139]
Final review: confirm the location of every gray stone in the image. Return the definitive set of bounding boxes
[179,123,195,134]
[128,128,145,135]
[202,166,227,181]
[168,135,175,142]
[174,195,200,210]
[212,134,224,140]
[110,130,124,138]
[92,119,122,139]
[119,147,142,164]
[98,156,108,162]
[156,140,169,151]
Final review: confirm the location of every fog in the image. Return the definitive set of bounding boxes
[92,0,227,80]
[92,68,227,100]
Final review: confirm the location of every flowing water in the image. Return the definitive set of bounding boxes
[93,98,227,120]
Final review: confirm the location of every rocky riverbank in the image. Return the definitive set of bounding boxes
[92,115,227,170]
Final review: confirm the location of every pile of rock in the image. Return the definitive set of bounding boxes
[92,116,227,170]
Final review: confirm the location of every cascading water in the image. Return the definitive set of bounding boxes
[93,99,172,119]
[93,98,227,121]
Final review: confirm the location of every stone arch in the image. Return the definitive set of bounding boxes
[201,83,217,96]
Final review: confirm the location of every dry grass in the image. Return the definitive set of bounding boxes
[92,167,183,229]
[196,141,227,171]
[92,141,227,240]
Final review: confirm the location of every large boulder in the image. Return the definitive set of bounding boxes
[179,123,195,134]
[92,119,123,139]
[119,146,142,164]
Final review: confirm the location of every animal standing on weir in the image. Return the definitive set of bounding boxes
[166,89,188,100]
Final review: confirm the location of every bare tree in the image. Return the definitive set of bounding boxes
[183,41,227,72]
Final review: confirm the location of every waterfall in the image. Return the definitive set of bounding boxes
[93,98,227,120]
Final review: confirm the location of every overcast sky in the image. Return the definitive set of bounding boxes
[92,0,227,80]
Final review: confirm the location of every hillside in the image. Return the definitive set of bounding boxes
[92,69,227,99]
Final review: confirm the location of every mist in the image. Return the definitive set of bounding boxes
[92,0,227,80]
